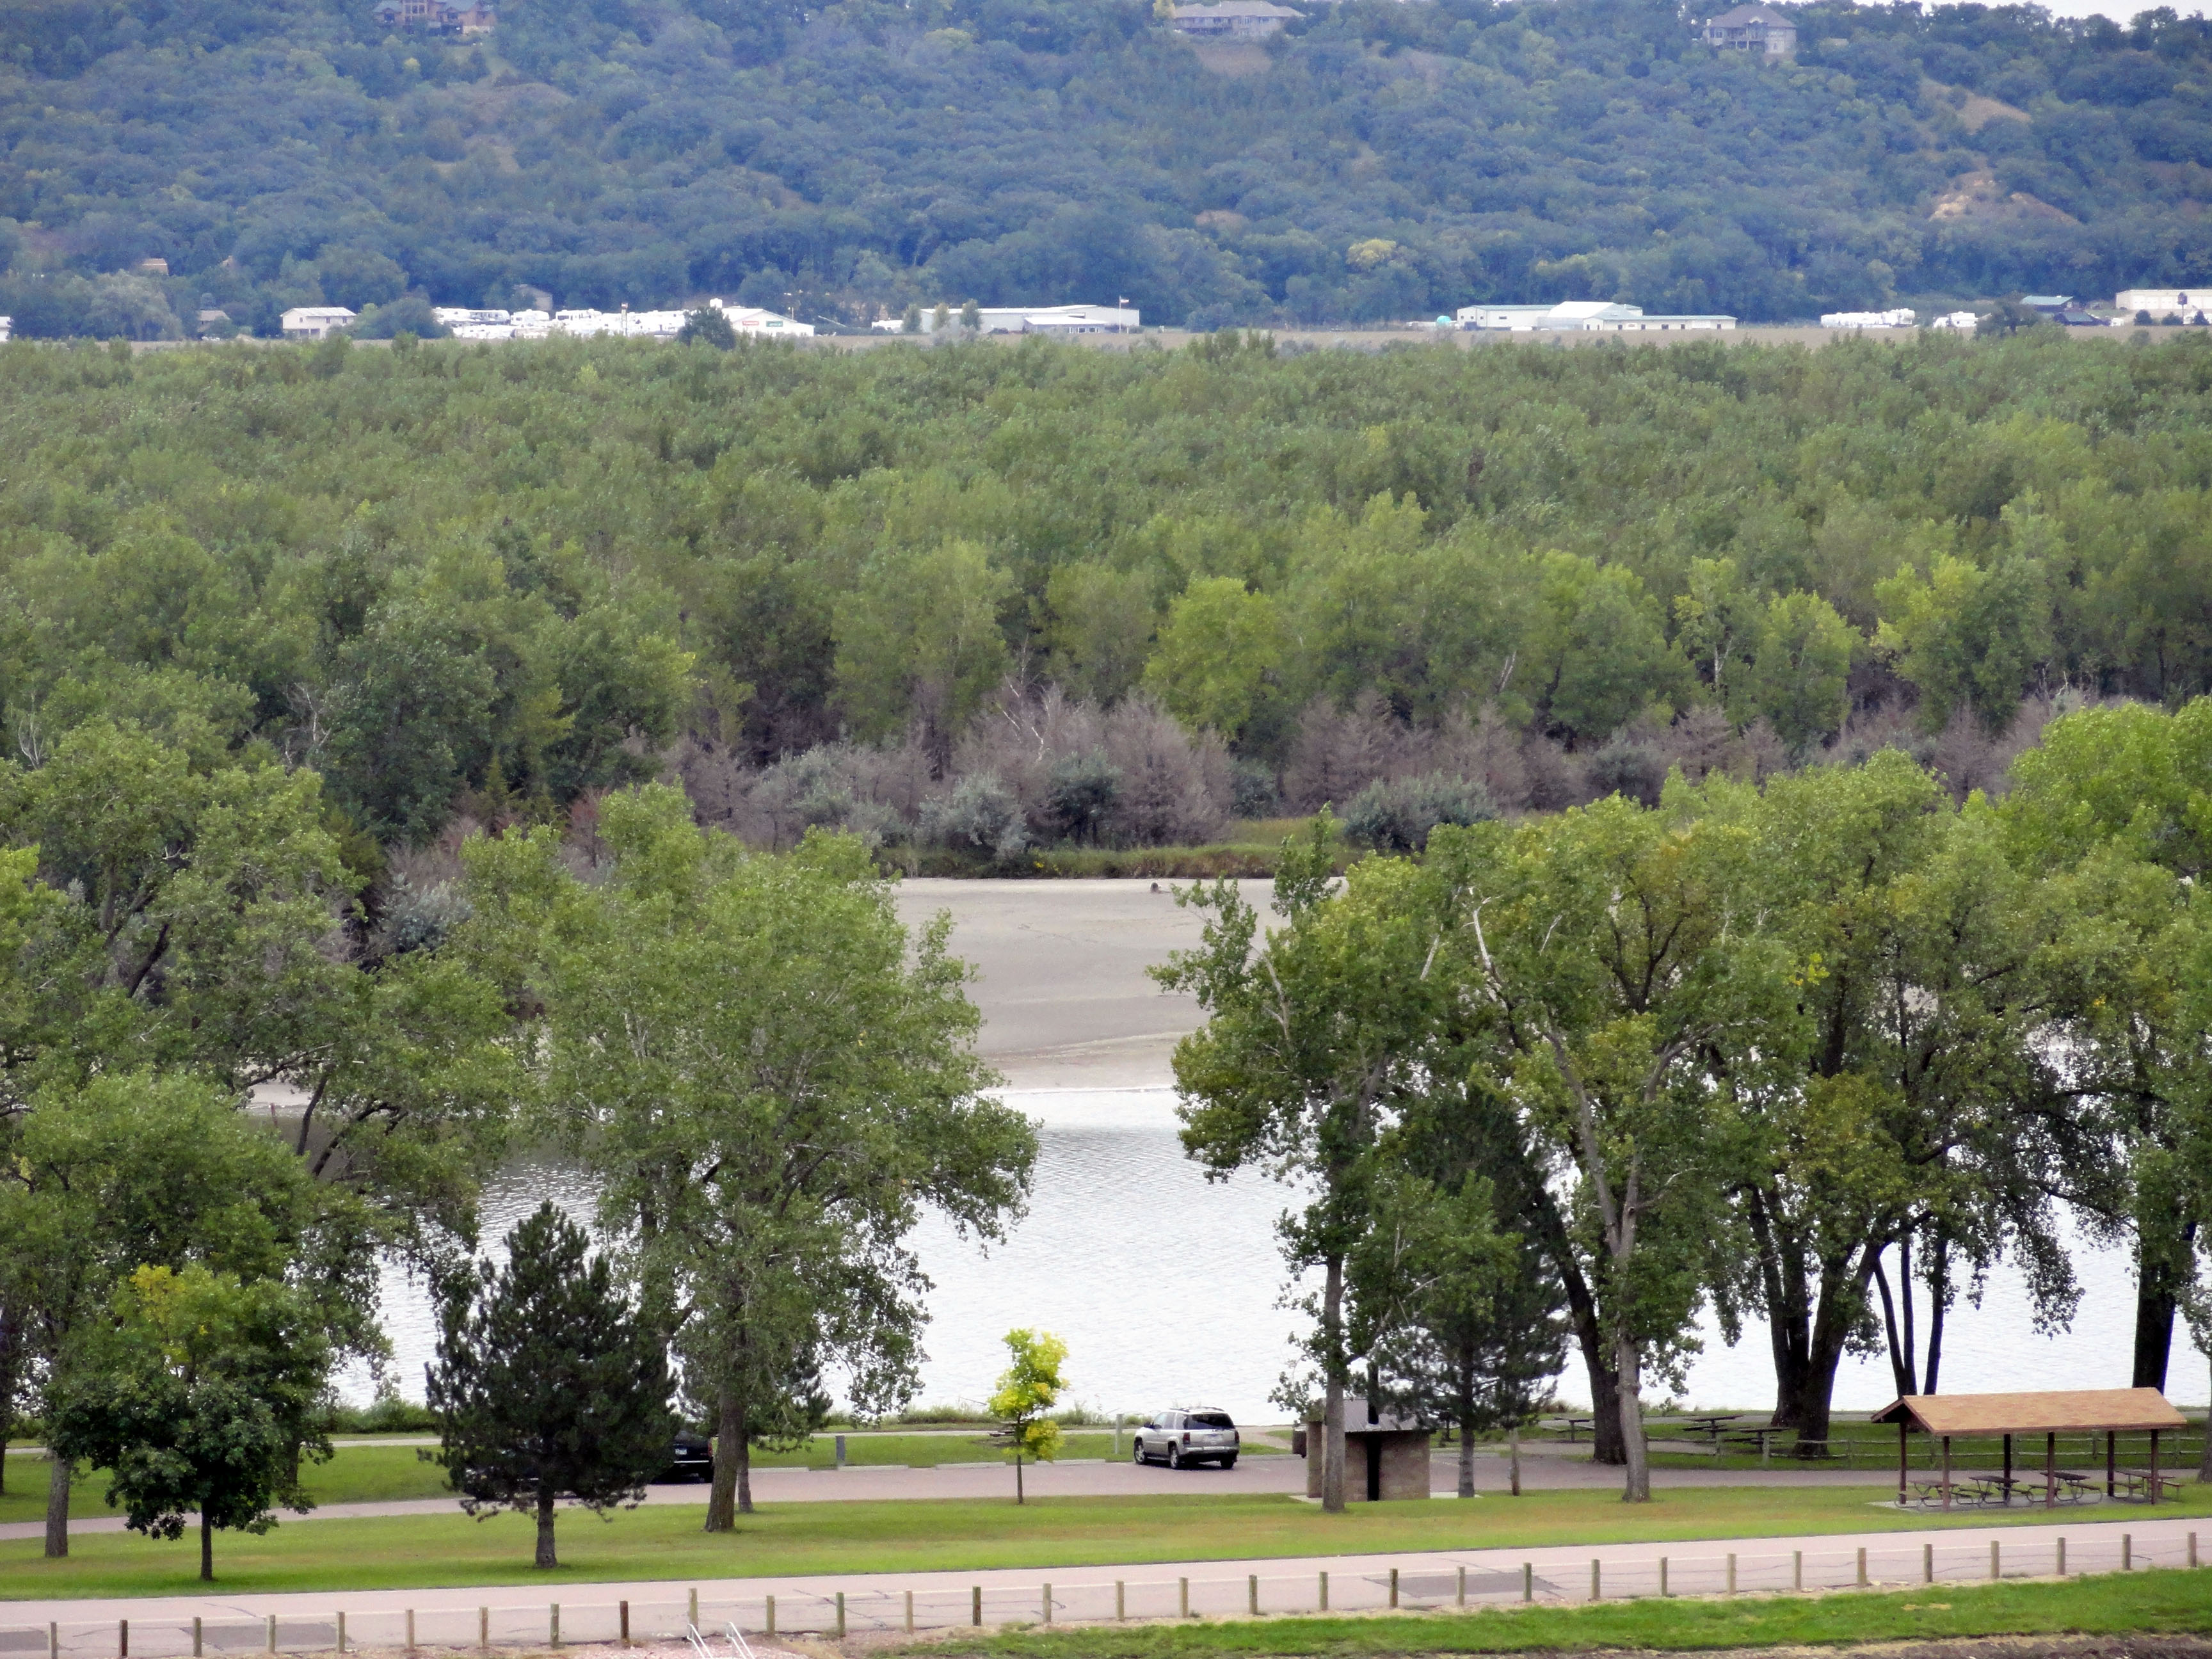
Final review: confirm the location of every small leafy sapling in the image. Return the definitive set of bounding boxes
[427,1201,675,1568]
[989,1328,1067,1504]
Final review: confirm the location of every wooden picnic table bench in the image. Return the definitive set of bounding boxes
[2113,1468,2179,1501]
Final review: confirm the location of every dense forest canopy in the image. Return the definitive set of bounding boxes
[2,328,2210,865]
[3,0,2212,334]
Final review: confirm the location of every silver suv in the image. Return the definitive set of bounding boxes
[1132,1407,1239,1469]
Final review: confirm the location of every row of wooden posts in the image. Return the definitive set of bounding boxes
[42,1535,2204,1659]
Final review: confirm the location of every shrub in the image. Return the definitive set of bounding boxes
[1342,772,1495,853]
[1045,751,1121,843]
[1585,737,1667,806]
[922,772,1029,861]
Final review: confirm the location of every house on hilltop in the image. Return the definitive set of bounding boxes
[1169,2,1301,40]
[371,0,495,33]
[1701,4,1796,59]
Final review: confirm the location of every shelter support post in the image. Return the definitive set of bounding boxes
[2106,1431,2116,1497]
[1898,1421,1909,1505]
[2150,1431,2160,1498]
[2002,1433,2012,1500]
[2046,1432,2055,1511]
[1942,1436,1952,1510]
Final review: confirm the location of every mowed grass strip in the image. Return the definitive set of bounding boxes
[921,1569,2212,1657]
[0,1433,1267,1526]
[6,1486,2211,1600]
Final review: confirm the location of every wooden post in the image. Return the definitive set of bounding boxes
[1389,1567,1399,1610]
[1115,1583,1125,1622]
[1923,1542,1933,1583]
[266,1616,276,1655]
[550,1605,559,1649]
[970,1587,981,1628]
[1590,1560,1601,1601]
[1898,1420,1909,1505]
[1521,1564,1533,1603]
[1249,1575,1259,1617]
[119,1622,127,1659]
[1457,1565,1466,1608]
[476,1608,486,1652]
[1319,1571,1329,1612]
[1178,1578,1189,1619]
[619,1602,629,1647]
[834,1594,845,1639]
[687,1592,698,1630]
[1793,1551,1802,1592]
[1042,1585,1052,1626]
[904,1592,913,1634]
[335,1614,345,1655]
[2150,1430,2161,1500]
[1659,1557,1669,1597]
[2046,1432,2056,1511]
[1726,1553,1736,1594]
[766,1597,776,1639]
[2106,1430,2116,1497]
[2002,1433,2012,1500]
[194,1619,204,1658]
[1941,1435,1953,1510]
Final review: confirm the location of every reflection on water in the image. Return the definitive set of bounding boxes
[348,1088,2209,1419]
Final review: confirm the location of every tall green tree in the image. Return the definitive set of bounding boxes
[1427,795,1795,1501]
[463,785,1035,1532]
[1156,818,1450,1511]
[427,1201,675,1569]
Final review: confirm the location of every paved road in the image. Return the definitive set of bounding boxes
[1,1450,1903,1544]
[3,1516,2199,1655]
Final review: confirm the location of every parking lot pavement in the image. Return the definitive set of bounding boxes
[4,1515,2200,1655]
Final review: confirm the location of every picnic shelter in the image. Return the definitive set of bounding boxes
[1871,1388,2188,1509]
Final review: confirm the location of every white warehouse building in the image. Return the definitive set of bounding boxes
[1456,301,1736,333]
[872,303,1141,335]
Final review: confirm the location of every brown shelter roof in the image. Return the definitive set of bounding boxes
[1872,1388,2186,1437]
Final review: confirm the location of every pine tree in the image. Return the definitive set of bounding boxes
[427,1203,674,1569]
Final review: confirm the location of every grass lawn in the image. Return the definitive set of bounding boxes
[6,1484,2210,1601]
[0,1436,1285,1527]
[918,1569,2212,1656]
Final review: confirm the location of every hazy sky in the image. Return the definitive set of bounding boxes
[1977,0,2202,18]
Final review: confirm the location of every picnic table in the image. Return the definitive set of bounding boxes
[1548,1416,1594,1443]
[1678,1413,1741,1445]
[2023,1470,2094,1504]
[1908,1474,2010,1509]
[1721,1425,1783,1464]
[2113,1468,2177,1502]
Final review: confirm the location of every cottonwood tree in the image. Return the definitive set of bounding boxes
[427,1202,673,1569]
[1156,817,1451,1511]
[50,1264,330,1581]
[465,784,1034,1531]
[1427,796,1795,1501]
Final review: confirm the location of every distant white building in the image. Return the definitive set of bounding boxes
[2117,287,2209,317]
[1821,309,1917,328]
[1929,311,1980,331]
[874,303,1140,335]
[280,307,357,340]
[1169,1,1301,38]
[0,316,11,343]
[1455,301,1736,332]
[1701,4,1797,59]
[431,299,813,341]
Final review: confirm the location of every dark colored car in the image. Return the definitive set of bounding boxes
[1133,1408,1239,1469]
[663,1430,714,1482]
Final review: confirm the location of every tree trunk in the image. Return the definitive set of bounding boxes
[0,1302,15,1499]
[1457,1418,1475,1500]
[1320,1252,1345,1513]
[1786,1267,1862,1455]
[1872,1249,1916,1397]
[1742,1187,1812,1429]
[1614,1329,1650,1503]
[1014,1451,1024,1505]
[200,1512,214,1582]
[1541,1215,1625,1464]
[2131,1217,2195,1390]
[44,1449,69,1558]
[1509,1425,1521,1496]
[1923,1231,1949,1395]
[707,1382,742,1532]
[534,1488,557,1569]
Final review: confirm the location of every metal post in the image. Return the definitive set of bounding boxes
[1659,1557,1669,1597]
[1726,1553,1736,1595]
[1457,1565,1466,1608]
[1249,1575,1259,1617]
[1793,1551,1802,1592]
[1857,1546,1868,1588]
[1389,1568,1399,1610]
[1521,1564,1533,1603]
[1591,1560,1600,1602]
[1116,1583,1125,1622]
[1179,1578,1190,1619]
[835,1594,845,1639]
[971,1587,981,1628]
[767,1597,776,1639]
[1043,1585,1051,1626]
[620,1603,629,1647]
[1923,1543,1934,1583]
[904,1591,914,1634]
[1319,1571,1329,1612]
